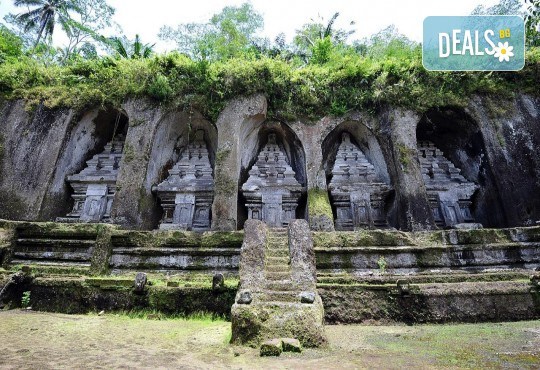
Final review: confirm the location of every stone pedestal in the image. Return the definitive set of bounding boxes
[418,141,479,228]
[242,133,305,228]
[231,219,326,347]
[154,130,214,231]
[328,133,393,230]
[57,137,124,223]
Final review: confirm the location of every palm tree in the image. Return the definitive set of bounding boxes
[14,0,79,47]
[110,34,155,59]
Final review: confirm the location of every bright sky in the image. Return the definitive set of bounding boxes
[0,0,501,51]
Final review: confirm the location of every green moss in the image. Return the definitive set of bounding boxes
[308,188,333,220]
[123,142,135,163]
[214,148,236,196]
[396,143,415,171]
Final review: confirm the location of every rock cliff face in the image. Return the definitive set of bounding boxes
[0,93,539,231]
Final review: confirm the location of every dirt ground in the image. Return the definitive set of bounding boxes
[0,311,539,369]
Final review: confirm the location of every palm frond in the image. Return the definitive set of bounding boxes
[324,12,340,38]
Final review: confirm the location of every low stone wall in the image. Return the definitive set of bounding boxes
[319,281,540,324]
[3,274,539,324]
[109,230,243,272]
[315,227,540,274]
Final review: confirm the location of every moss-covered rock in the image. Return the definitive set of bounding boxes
[307,189,334,231]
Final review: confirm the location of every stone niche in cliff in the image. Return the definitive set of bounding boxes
[153,129,214,231]
[418,141,478,228]
[57,135,125,223]
[328,133,393,230]
[241,132,305,228]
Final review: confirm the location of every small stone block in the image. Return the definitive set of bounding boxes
[281,338,302,353]
[260,339,282,356]
[212,273,225,291]
[237,290,252,304]
[134,272,147,294]
[396,279,410,295]
[300,291,315,304]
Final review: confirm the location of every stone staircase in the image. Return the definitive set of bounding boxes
[262,228,296,303]
[9,223,99,268]
[231,220,326,348]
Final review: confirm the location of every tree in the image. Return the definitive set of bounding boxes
[357,25,418,60]
[110,34,154,59]
[0,25,23,62]
[294,12,355,53]
[525,0,540,47]
[13,0,80,47]
[158,2,264,60]
[470,0,523,15]
[59,0,117,62]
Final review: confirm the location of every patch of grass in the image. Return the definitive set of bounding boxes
[109,309,227,322]
[363,321,540,369]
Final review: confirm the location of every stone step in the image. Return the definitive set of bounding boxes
[266,244,288,251]
[266,256,289,263]
[265,271,291,280]
[16,238,95,248]
[265,249,289,258]
[265,264,290,272]
[265,280,295,291]
[12,250,92,263]
[262,290,298,302]
[10,259,91,267]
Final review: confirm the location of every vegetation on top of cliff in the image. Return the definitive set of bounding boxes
[0,0,539,121]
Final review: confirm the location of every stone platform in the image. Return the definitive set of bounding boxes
[1,219,540,325]
[230,221,326,347]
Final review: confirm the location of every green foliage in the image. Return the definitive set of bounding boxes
[109,34,154,59]
[294,12,355,56]
[310,37,333,65]
[21,290,31,308]
[526,0,540,47]
[148,73,172,100]
[0,25,23,62]
[14,0,81,47]
[471,0,523,16]
[377,256,387,274]
[159,2,264,61]
[0,34,538,121]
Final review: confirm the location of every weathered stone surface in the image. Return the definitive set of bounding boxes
[237,219,267,291]
[58,136,125,223]
[453,223,483,230]
[467,94,540,227]
[236,290,252,304]
[380,108,436,230]
[289,219,317,291]
[241,133,305,228]
[300,291,315,304]
[328,133,393,230]
[281,338,302,353]
[212,273,224,291]
[154,129,214,231]
[134,272,147,294]
[231,220,326,347]
[0,101,75,221]
[418,141,478,228]
[260,339,282,356]
[212,94,267,231]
